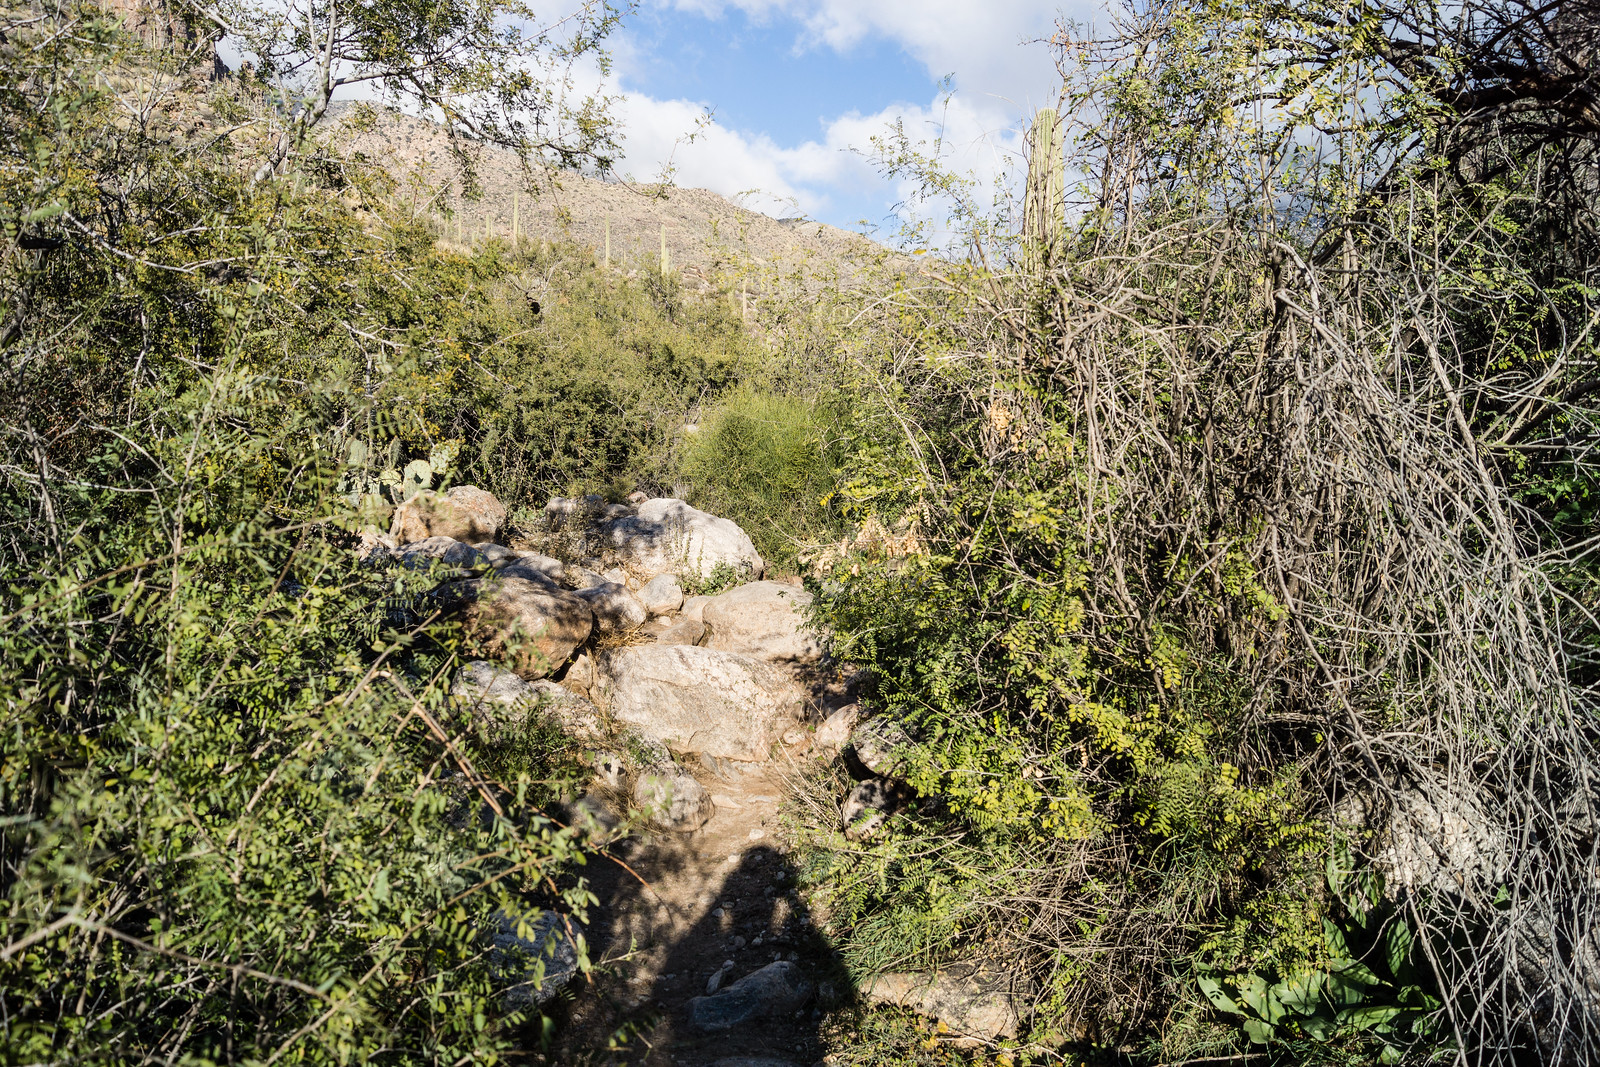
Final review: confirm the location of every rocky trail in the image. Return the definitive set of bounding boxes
[357,482,1019,1066]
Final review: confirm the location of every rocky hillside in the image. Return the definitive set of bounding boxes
[320,104,893,285]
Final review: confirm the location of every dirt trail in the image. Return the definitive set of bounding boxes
[551,757,840,1067]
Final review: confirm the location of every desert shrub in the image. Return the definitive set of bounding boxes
[0,5,621,1060]
[677,387,844,566]
[798,2,1600,1063]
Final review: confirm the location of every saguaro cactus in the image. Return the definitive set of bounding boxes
[1022,107,1064,275]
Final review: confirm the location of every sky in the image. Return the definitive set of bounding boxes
[603,1,1102,236]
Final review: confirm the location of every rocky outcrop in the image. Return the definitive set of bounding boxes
[574,582,647,634]
[601,498,764,582]
[439,577,592,679]
[688,960,813,1032]
[633,768,714,832]
[598,645,806,762]
[859,968,1020,1041]
[393,485,506,544]
[701,581,822,664]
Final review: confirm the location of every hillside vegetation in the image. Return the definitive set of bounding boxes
[4,0,1600,1066]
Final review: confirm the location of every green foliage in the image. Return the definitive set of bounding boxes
[678,387,843,566]
[1197,848,1444,1062]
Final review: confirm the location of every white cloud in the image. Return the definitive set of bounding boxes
[659,0,1088,110]
[600,1,1104,239]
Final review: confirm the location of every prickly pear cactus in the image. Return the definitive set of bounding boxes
[400,459,433,502]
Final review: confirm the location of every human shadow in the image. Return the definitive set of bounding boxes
[542,823,848,1066]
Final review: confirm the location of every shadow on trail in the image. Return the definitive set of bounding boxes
[544,832,849,1067]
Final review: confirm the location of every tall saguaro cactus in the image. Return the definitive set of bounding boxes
[1022,106,1064,276]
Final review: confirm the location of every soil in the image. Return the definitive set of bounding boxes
[542,757,847,1067]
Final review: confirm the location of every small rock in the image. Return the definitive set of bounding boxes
[638,573,686,615]
[656,616,706,647]
[602,566,629,585]
[707,959,736,994]
[633,769,714,832]
[575,582,648,633]
[498,551,564,583]
[859,968,1020,1041]
[813,704,859,751]
[708,1059,803,1067]
[565,791,621,843]
[688,960,813,1032]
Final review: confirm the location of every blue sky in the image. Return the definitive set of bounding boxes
[607,1,1092,234]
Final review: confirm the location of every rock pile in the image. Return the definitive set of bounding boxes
[363,485,1007,1053]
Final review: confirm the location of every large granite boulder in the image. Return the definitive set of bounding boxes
[393,485,506,544]
[601,498,763,582]
[597,645,806,763]
[438,577,592,680]
[701,581,822,664]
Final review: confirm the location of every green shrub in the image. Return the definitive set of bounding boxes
[677,387,843,567]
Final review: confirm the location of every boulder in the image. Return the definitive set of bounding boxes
[567,566,609,591]
[638,573,685,615]
[1341,780,1508,896]
[813,704,859,751]
[859,969,1020,1041]
[597,645,807,763]
[681,594,712,623]
[601,498,764,582]
[398,535,483,569]
[472,542,516,565]
[451,661,606,741]
[688,960,813,1032]
[490,909,583,1010]
[656,616,706,647]
[575,582,648,633]
[438,577,593,680]
[850,716,914,778]
[702,581,822,664]
[501,551,564,581]
[356,527,397,562]
[842,778,904,841]
[393,485,506,544]
[633,769,714,832]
